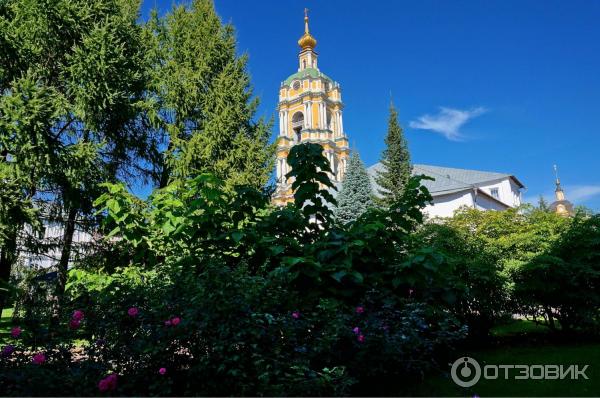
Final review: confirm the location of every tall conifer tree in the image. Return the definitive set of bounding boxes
[334,151,374,224]
[375,102,411,205]
[146,0,274,190]
[0,0,150,315]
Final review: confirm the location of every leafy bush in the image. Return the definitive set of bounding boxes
[0,143,467,396]
[513,214,600,332]
[415,206,572,338]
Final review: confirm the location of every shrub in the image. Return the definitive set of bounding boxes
[513,214,600,332]
[1,143,467,396]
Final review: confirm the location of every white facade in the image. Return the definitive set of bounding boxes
[425,191,475,218]
[368,163,525,218]
[18,219,95,270]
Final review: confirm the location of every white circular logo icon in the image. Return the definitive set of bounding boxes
[451,357,482,387]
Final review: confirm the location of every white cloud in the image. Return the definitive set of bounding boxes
[409,107,487,141]
[565,185,600,202]
[524,185,600,206]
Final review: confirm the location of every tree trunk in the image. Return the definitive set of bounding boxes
[51,206,77,325]
[159,164,170,188]
[0,230,18,312]
[544,306,556,331]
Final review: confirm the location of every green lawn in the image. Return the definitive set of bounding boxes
[419,343,600,397]
[1,307,14,344]
[491,318,550,336]
[417,320,599,397]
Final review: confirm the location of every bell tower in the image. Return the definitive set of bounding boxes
[550,165,574,216]
[273,9,350,205]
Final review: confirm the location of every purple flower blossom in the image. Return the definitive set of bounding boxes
[292,311,300,319]
[159,367,167,375]
[32,352,46,364]
[72,310,84,321]
[352,327,360,335]
[1,345,15,357]
[355,306,365,314]
[10,326,21,338]
[127,307,139,317]
[98,373,118,392]
[69,319,81,330]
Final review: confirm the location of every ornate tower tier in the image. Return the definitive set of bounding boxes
[273,9,350,206]
[550,165,574,216]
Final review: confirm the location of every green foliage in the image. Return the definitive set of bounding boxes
[0,165,40,249]
[0,0,153,314]
[334,151,374,224]
[1,0,277,321]
[1,144,468,396]
[416,222,509,338]
[375,103,411,206]
[537,195,550,211]
[5,0,599,395]
[513,214,600,332]
[422,205,600,336]
[286,143,337,228]
[144,0,275,189]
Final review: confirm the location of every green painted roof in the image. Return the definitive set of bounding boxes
[283,68,333,85]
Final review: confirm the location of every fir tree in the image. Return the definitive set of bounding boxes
[538,195,550,211]
[375,102,411,206]
[146,0,274,190]
[334,151,374,224]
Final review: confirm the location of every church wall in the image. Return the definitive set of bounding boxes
[424,191,475,218]
[474,192,509,211]
[19,220,95,269]
[477,178,522,207]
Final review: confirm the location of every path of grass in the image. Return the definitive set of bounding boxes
[1,307,14,344]
[418,320,599,396]
[491,318,550,336]
[420,342,599,396]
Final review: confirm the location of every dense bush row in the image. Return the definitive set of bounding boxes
[2,143,598,396]
[419,205,600,337]
[0,144,462,395]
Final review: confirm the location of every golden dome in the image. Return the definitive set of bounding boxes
[298,9,317,50]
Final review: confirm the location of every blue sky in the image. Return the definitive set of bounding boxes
[141,0,600,210]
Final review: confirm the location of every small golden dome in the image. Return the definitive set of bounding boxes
[298,9,317,50]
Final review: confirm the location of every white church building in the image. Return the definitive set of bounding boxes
[368,163,525,218]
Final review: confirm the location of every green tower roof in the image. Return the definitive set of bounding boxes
[283,68,333,85]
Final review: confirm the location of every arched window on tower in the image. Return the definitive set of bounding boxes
[326,110,332,131]
[291,112,304,143]
[303,60,306,69]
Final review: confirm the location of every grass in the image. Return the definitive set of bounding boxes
[491,318,550,337]
[417,319,600,397]
[1,307,14,344]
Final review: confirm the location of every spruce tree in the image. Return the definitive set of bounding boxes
[538,195,550,212]
[334,151,374,224]
[146,0,274,190]
[375,102,411,206]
